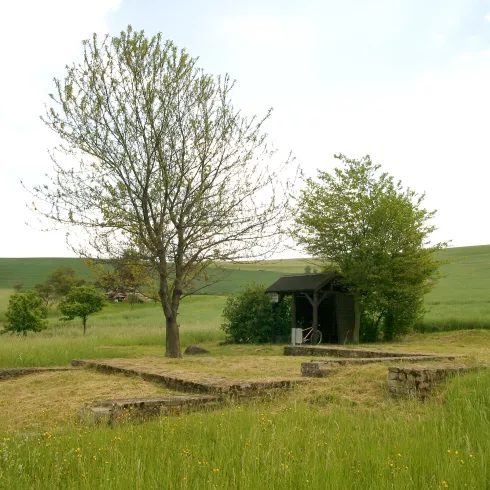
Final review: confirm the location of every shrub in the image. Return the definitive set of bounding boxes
[221,283,291,343]
[2,291,48,336]
[359,312,381,343]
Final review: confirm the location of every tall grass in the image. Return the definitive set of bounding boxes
[0,322,225,367]
[1,370,489,489]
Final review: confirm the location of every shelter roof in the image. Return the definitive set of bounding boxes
[265,272,338,294]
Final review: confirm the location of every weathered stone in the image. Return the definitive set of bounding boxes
[80,394,222,424]
[299,355,457,376]
[284,345,459,359]
[0,367,77,380]
[387,364,487,399]
[72,359,298,396]
[184,345,210,355]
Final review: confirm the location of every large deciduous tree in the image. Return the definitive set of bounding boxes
[32,26,293,357]
[293,154,446,341]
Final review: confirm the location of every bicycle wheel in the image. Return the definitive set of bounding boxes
[311,330,322,345]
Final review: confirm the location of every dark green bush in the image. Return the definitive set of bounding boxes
[359,312,381,343]
[221,283,291,343]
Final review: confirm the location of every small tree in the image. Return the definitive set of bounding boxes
[2,291,48,336]
[221,283,291,343]
[293,154,446,341]
[58,285,105,335]
[12,282,24,292]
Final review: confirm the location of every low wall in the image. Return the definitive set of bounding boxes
[387,365,482,398]
[301,355,460,377]
[284,345,440,358]
[72,359,297,396]
[80,394,223,424]
[0,367,76,380]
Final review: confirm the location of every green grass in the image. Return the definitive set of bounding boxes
[0,296,228,368]
[1,369,489,489]
[416,245,490,332]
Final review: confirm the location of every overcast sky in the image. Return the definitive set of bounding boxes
[1,0,490,257]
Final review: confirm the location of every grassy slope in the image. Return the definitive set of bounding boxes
[0,257,94,289]
[0,257,319,290]
[419,245,490,330]
[1,245,490,329]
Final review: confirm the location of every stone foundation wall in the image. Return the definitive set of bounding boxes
[300,355,457,377]
[285,345,445,358]
[80,394,223,424]
[72,359,297,396]
[387,365,479,398]
[0,367,76,380]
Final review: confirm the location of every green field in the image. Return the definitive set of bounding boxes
[2,245,490,331]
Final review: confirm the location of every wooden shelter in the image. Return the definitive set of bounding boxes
[265,272,357,344]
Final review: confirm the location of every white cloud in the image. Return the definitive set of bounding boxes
[433,33,446,42]
[484,14,490,22]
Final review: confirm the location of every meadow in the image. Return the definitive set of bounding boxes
[1,328,490,489]
[1,246,490,488]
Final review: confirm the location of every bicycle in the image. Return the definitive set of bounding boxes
[301,326,322,345]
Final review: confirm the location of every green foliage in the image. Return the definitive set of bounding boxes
[44,266,87,297]
[359,311,381,343]
[2,291,48,336]
[293,154,447,341]
[221,283,291,343]
[59,285,105,335]
[33,282,57,315]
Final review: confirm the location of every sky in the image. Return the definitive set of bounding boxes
[1,0,490,257]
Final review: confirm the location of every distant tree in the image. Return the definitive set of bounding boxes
[304,265,312,273]
[47,267,87,297]
[2,291,48,336]
[221,283,291,343]
[58,285,105,335]
[293,154,446,341]
[33,282,57,316]
[32,26,293,357]
[12,282,24,292]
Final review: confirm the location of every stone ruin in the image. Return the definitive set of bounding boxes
[387,364,484,399]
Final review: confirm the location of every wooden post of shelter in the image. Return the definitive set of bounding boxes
[291,293,297,330]
[312,291,319,339]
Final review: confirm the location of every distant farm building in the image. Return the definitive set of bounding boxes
[106,287,150,303]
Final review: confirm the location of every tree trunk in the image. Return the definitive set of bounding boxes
[159,267,182,358]
[83,316,87,336]
[383,310,395,341]
[165,315,182,358]
[352,295,361,343]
